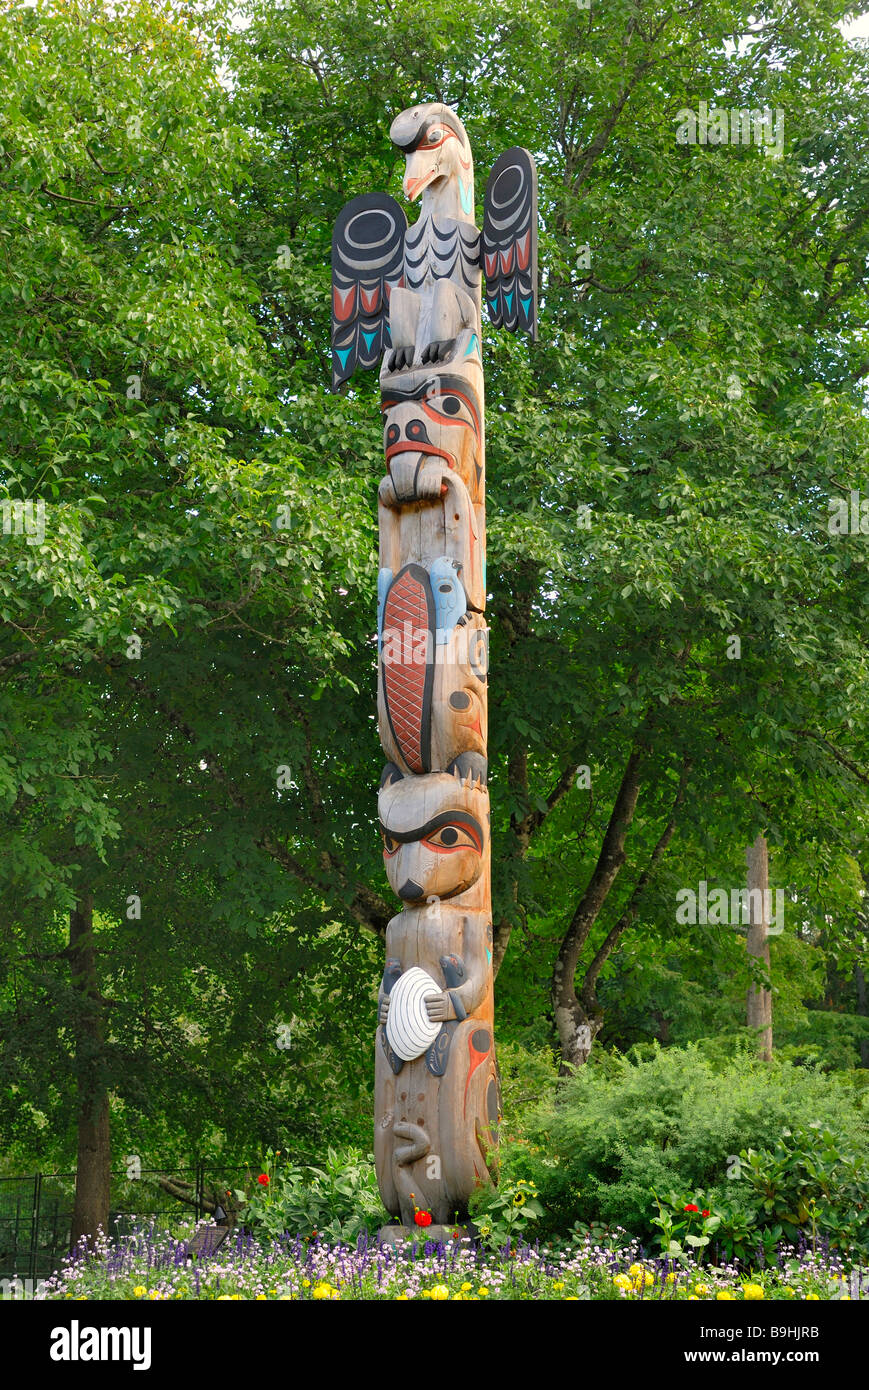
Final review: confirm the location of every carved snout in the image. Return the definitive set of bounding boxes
[379,454,447,507]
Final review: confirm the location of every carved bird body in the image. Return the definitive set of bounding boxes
[386,104,482,370]
[331,103,537,389]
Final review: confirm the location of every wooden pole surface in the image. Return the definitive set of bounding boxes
[331,105,538,1235]
[746,833,773,1061]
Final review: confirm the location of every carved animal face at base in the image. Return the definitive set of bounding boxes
[378,768,489,905]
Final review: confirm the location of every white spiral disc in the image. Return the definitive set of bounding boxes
[385,967,442,1061]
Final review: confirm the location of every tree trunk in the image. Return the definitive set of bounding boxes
[854,966,869,1068]
[69,894,111,1252]
[552,744,645,1070]
[745,834,773,1061]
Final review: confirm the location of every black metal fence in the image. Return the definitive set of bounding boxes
[0,1165,253,1290]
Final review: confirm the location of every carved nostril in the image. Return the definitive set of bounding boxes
[406,418,430,443]
[399,879,424,900]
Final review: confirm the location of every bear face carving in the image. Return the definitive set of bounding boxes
[378,767,489,905]
[380,364,484,507]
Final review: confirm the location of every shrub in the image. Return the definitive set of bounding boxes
[522,1041,868,1241]
[238,1146,387,1241]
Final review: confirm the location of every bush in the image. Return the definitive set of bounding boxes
[648,1122,869,1263]
[521,1041,868,1241]
[238,1146,388,1241]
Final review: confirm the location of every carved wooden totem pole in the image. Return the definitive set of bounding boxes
[331,104,538,1238]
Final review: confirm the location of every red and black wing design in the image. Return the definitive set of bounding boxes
[482,148,538,341]
[331,193,407,391]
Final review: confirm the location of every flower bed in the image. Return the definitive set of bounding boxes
[33,1224,868,1301]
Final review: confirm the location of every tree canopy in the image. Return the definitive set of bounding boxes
[1,0,867,1175]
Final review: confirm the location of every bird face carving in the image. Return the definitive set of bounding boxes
[390,104,472,204]
[378,768,489,905]
[381,368,484,505]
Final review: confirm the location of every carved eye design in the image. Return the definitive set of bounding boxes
[422,388,479,438]
[423,822,481,854]
[428,128,443,143]
[382,831,400,857]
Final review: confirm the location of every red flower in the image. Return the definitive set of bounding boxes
[684,1204,699,1212]
[414,1210,432,1228]
[257,1173,270,1186]
[702,1209,710,1217]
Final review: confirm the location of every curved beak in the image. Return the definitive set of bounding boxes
[403,149,440,202]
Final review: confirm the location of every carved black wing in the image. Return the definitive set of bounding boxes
[331,193,407,390]
[482,148,538,341]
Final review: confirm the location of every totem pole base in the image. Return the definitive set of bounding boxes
[377,1223,476,1249]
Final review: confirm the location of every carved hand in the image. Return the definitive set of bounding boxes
[424,991,451,1022]
[379,997,390,1024]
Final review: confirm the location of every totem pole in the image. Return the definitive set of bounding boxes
[331,104,538,1239]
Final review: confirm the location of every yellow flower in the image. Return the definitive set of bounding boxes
[312,1283,333,1300]
[452,1293,464,1300]
[477,1287,489,1298]
[688,1295,699,1301]
[694,1283,709,1297]
[627,1264,644,1277]
[553,1281,565,1290]
[461,1282,472,1291]
[717,1291,734,1301]
[613,1274,633,1291]
[742,1284,764,1300]
[302,1278,310,1287]
[429,1285,449,1301]
[563,1296,579,1300]
[421,1290,431,1299]
[513,1192,524,1205]
[133,1286,146,1298]
[805,1293,820,1301]
[256,1294,267,1300]
[217,1295,233,1301]
[665,1272,678,1284]
[395,1295,408,1300]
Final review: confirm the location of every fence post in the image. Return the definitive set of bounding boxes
[29,1173,42,1284]
[195,1161,204,1223]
